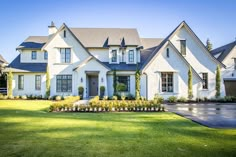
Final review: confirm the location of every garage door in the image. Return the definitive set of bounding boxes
[224,80,236,96]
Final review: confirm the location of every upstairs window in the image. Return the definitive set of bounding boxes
[161,72,173,92]
[18,75,24,90]
[111,50,117,63]
[166,48,169,58]
[180,40,186,56]
[63,30,66,38]
[60,48,71,63]
[32,51,37,60]
[128,50,134,62]
[44,51,48,60]
[202,73,208,89]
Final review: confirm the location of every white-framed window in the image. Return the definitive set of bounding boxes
[44,51,48,60]
[35,75,41,90]
[180,40,186,56]
[18,75,24,90]
[128,50,134,62]
[60,48,71,63]
[111,50,117,63]
[31,51,37,60]
[202,73,208,89]
[161,72,173,92]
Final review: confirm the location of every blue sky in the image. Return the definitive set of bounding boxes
[0,0,236,62]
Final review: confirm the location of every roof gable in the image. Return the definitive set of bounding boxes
[17,36,48,50]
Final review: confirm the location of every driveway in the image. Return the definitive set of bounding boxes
[165,103,236,128]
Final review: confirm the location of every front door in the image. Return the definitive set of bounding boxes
[89,76,98,96]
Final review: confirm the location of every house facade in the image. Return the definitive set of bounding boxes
[6,21,225,99]
[211,41,236,96]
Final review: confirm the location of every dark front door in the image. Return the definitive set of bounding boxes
[89,76,98,96]
[224,80,236,96]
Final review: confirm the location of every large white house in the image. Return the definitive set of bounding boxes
[211,41,236,96]
[7,21,226,99]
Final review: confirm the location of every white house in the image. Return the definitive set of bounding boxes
[6,21,225,100]
[211,41,236,96]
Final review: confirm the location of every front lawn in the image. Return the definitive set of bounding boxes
[0,100,236,157]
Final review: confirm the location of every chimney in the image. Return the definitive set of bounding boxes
[48,21,57,35]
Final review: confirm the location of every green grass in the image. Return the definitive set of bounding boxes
[0,100,236,157]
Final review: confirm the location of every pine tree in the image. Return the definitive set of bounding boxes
[7,69,13,97]
[46,65,50,98]
[188,66,193,99]
[206,38,213,51]
[113,69,117,95]
[135,65,141,100]
[215,65,221,98]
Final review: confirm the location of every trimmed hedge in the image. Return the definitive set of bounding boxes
[49,96,80,112]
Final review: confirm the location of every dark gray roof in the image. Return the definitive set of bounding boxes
[70,28,141,48]
[140,38,164,49]
[17,36,48,50]
[0,54,8,64]
[102,62,140,71]
[8,55,47,72]
[211,41,236,62]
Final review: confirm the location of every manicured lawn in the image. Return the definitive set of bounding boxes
[0,100,236,157]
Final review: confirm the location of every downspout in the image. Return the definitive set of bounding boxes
[143,72,148,100]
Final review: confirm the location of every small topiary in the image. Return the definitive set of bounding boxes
[55,96,61,101]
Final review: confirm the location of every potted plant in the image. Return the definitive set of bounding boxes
[100,86,105,99]
[78,86,84,100]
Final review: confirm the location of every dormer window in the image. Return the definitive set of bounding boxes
[180,40,186,56]
[44,51,48,60]
[111,50,117,63]
[128,50,134,62]
[31,51,37,60]
[63,30,66,38]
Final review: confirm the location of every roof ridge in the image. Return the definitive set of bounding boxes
[70,27,138,30]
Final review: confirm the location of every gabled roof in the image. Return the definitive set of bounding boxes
[17,36,48,50]
[70,28,141,48]
[0,54,8,64]
[211,41,236,62]
[140,38,164,49]
[7,55,47,72]
[141,21,225,71]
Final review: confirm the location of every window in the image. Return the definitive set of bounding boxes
[180,40,186,55]
[117,76,130,92]
[18,75,24,90]
[63,30,66,38]
[161,72,173,92]
[234,58,236,70]
[129,50,134,62]
[56,75,72,92]
[44,51,48,60]
[111,50,117,62]
[35,75,41,90]
[166,48,169,58]
[202,73,208,89]
[60,48,71,63]
[32,51,37,60]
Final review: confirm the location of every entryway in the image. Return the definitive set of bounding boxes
[224,79,236,96]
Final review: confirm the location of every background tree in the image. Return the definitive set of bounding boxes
[215,65,221,98]
[7,69,13,97]
[113,69,117,95]
[206,38,213,51]
[135,66,141,100]
[46,65,50,98]
[188,66,193,99]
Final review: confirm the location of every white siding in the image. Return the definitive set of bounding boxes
[89,48,109,62]
[20,50,47,63]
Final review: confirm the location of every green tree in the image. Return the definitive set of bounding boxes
[206,38,213,51]
[188,66,193,99]
[7,69,13,97]
[45,65,50,98]
[215,65,221,98]
[135,66,141,100]
[113,69,117,95]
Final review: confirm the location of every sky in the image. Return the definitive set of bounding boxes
[0,0,236,62]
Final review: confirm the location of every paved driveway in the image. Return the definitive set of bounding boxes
[165,103,236,128]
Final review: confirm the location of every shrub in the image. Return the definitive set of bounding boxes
[21,95,27,100]
[168,96,177,103]
[178,96,187,103]
[103,96,108,100]
[55,96,61,101]
[15,96,20,99]
[8,95,14,99]
[78,86,84,99]
[121,95,126,101]
[154,94,164,104]
[100,86,105,99]
[112,95,118,100]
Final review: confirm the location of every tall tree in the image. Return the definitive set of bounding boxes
[7,69,13,97]
[188,66,193,99]
[206,38,213,51]
[113,69,117,95]
[46,65,50,98]
[215,65,221,98]
[135,65,141,100]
